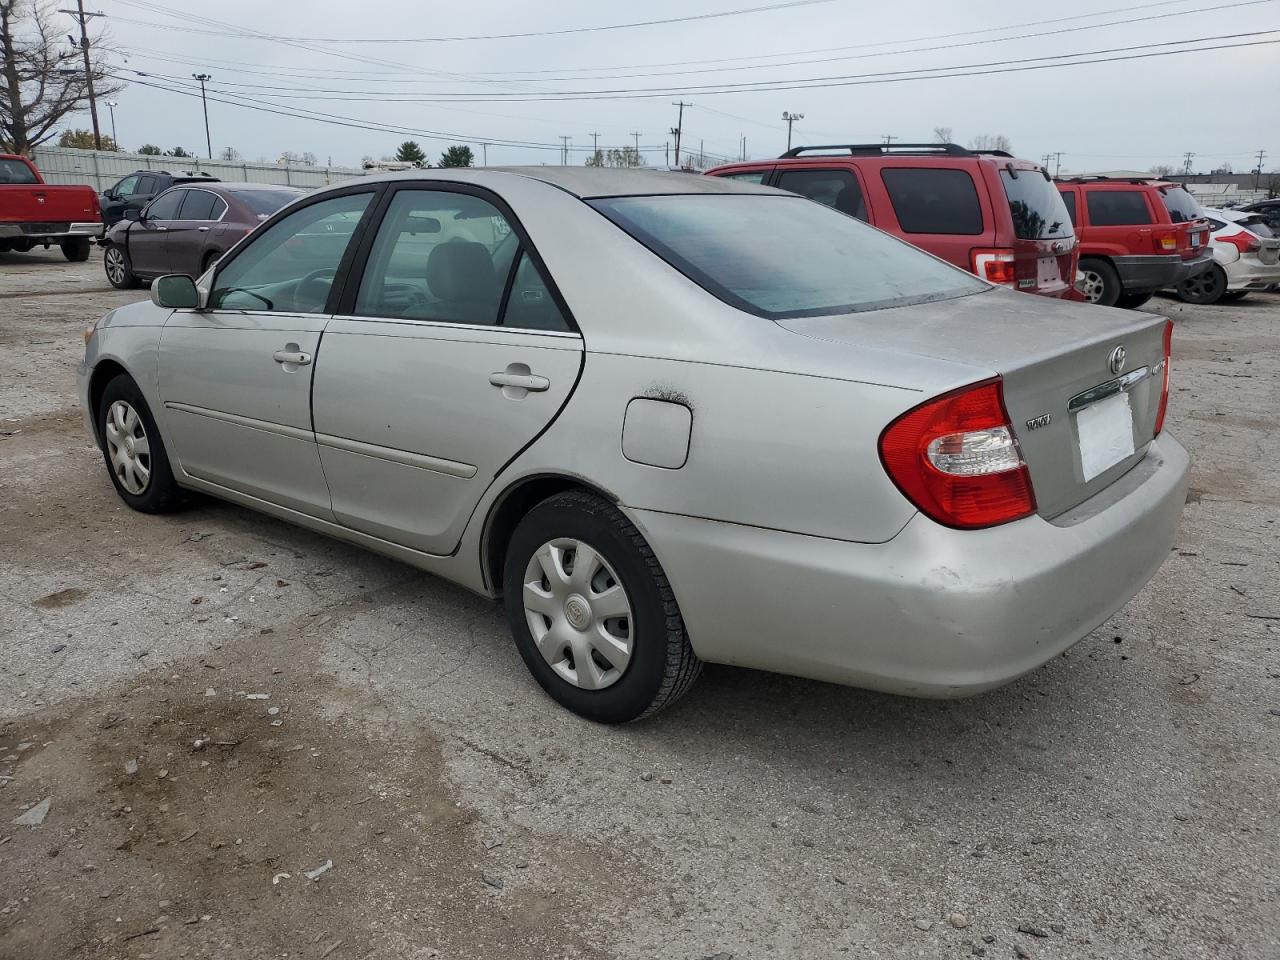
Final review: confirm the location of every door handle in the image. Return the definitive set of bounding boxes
[198,226,210,232]
[273,349,312,366]
[489,371,549,392]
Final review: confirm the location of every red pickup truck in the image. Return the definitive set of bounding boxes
[1,154,103,261]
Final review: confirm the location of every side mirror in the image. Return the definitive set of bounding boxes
[152,275,200,310]
[124,208,141,222]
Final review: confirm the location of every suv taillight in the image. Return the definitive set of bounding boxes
[1218,231,1261,254]
[879,378,1037,530]
[1152,230,1178,252]
[1154,319,1173,435]
[972,249,1017,285]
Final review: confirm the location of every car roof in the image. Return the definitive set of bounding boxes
[350,166,778,199]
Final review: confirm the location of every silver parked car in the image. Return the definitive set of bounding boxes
[78,169,1189,722]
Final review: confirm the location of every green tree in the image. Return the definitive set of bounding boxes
[394,140,426,165]
[58,127,117,151]
[165,146,191,157]
[137,143,161,155]
[438,144,474,168]
[605,146,645,168]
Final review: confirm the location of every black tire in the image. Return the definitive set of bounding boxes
[502,490,701,723]
[201,250,222,274]
[60,237,91,262]
[97,374,186,514]
[103,243,140,289]
[1079,257,1122,307]
[1220,290,1248,302]
[1115,291,1153,310]
[1176,264,1227,305]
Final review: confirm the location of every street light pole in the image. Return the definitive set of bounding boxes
[192,73,212,159]
[782,111,804,152]
[105,100,118,146]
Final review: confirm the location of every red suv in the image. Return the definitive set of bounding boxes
[706,143,1078,298]
[1055,177,1212,308]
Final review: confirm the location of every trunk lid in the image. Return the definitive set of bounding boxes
[777,288,1168,519]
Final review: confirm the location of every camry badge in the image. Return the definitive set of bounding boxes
[1108,345,1127,376]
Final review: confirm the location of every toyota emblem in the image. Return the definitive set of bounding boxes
[1108,345,1127,375]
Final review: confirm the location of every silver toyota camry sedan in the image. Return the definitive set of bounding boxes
[78,168,1189,722]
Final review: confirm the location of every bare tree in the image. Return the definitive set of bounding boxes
[932,126,953,144]
[1148,164,1175,177]
[0,0,119,154]
[968,133,1013,153]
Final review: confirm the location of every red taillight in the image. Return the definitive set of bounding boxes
[1154,319,1173,435]
[879,378,1037,530]
[1218,231,1260,254]
[971,249,1017,285]
[1152,230,1178,252]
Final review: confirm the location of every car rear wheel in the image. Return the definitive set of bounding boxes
[502,490,701,723]
[1177,264,1227,305]
[103,244,140,289]
[97,374,186,513]
[1115,291,1153,309]
[60,237,91,262]
[1078,258,1122,307]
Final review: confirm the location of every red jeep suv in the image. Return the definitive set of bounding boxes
[1055,177,1213,308]
[706,143,1078,298]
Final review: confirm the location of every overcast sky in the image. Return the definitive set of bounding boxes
[88,0,1278,173]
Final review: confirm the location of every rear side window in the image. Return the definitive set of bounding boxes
[775,169,867,221]
[999,170,1072,239]
[237,190,303,216]
[717,171,767,184]
[0,158,39,184]
[1059,189,1077,225]
[591,194,985,320]
[177,190,219,221]
[881,168,982,235]
[1160,187,1202,223]
[1085,190,1152,226]
[135,176,159,195]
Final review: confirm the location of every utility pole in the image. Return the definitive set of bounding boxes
[480,143,489,166]
[559,135,570,166]
[630,131,641,154]
[105,99,118,146]
[1041,153,1052,170]
[671,101,691,166]
[741,135,746,161]
[1255,149,1268,191]
[882,135,898,146]
[1182,152,1195,176]
[1052,152,1063,178]
[588,132,600,164]
[665,141,670,166]
[60,0,104,150]
[781,111,804,152]
[192,73,212,159]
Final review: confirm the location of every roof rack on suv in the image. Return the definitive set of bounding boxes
[1054,175,1168,185]
[779,142,1014,159]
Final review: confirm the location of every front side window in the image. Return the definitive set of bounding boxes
[775,169,867,221]
[0,158,38,184]
[1085,190,1152,226]
[592,194,985,319]
[1159,187,1203,224]
[177,190,220,221]
[112,175,140,196]
[881,167,983,235]
[145,190,185,221]
[355,190,519,326]
[999,170,1072,239]
[210,192,373,313]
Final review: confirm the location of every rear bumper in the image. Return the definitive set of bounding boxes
[0,221,104,240]
[1224,256,1280,291]
[1114,250,1213,292]
[628,433,1189,697]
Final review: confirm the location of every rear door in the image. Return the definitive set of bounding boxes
[876,165,994,271]
[128,189,184,275]
[128,175,161,219]
[1082,187,1157,255]
[312,184,584,556]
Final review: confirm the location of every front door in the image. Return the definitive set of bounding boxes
[156,189,378,517]
[312,186,584,555]
[163,188,224,277]
[128,189,184,276]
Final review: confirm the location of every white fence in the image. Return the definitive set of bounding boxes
[29,146,367,192]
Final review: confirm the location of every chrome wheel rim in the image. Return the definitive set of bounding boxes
[104,400,151,495]
[522,538,633,690]
[1080,269,1105,303]
[105,248,126,285]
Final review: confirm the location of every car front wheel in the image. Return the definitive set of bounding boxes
[1078,258,1122,307]
[1177,264,1227,305]
[502,491,701,723]
[97,374,186,513]
[103,244,140,289]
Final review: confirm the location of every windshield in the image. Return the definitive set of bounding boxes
[1234,214,1274,238]
[0,158,38,184]
[1160,187,1203,223]
[590,194,986,319]
[235,189,304,216]
[999,169,1073,240]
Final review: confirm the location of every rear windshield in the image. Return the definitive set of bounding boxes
[1160,187,1203,223]
[590,194,986,319]
[235,189,304,216]
[999,170,1073,239]
[1235,214,1274,238]
[0,158,38,184]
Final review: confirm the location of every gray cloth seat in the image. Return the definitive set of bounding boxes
[425,240,500,323]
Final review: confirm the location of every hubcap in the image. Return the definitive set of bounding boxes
[1080,269,1105,303]
[522,538,633,691]
[105,248,125,284]
[103,400,151,495]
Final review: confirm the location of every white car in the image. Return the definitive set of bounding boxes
[1175,206,1280,304]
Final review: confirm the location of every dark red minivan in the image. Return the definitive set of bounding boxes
[707,143,1079,299]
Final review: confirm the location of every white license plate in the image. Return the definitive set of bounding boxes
[1190,231,1203,247]
[1037,256,1061,286]
[1076,392,1135,482]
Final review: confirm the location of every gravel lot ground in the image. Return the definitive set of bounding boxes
[1,246,1277,960]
